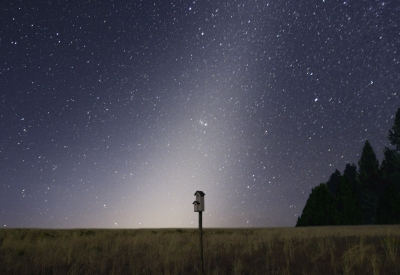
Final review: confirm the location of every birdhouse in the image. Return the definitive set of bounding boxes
[193,191,205,212]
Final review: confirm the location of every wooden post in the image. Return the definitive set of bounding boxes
[193,191,205,274]
[199,211,204,275]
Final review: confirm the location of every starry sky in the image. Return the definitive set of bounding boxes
[1,1,399,229]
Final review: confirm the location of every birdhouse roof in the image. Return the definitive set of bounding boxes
[194,190,205,196]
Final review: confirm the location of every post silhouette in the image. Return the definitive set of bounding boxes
[199,211,204,275]
[193,191,205,275]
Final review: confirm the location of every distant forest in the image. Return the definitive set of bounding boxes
[296,108,400,226]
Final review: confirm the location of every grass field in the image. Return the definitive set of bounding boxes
[0,225,399,274]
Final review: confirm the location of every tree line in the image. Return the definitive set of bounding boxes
[296,108,400,226]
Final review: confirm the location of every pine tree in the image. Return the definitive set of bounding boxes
[381,147,400,187]
[378,108,400,224]
[326,169,341,196]
[343,163,358,190]
[296,183,337,226]
[388,108,400,152]
[358,140,380,185]
[376,184,400,224]
[335,176,364,225]
[358,140,380,224]
[382,108,400,190]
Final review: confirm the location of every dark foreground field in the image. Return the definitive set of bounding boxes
[0,225,399,274]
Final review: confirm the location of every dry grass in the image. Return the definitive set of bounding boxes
[0,225,399,274]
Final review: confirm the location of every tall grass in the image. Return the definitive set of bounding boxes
[0,225,399,274]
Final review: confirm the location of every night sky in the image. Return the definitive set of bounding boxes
[1,1,399,229]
